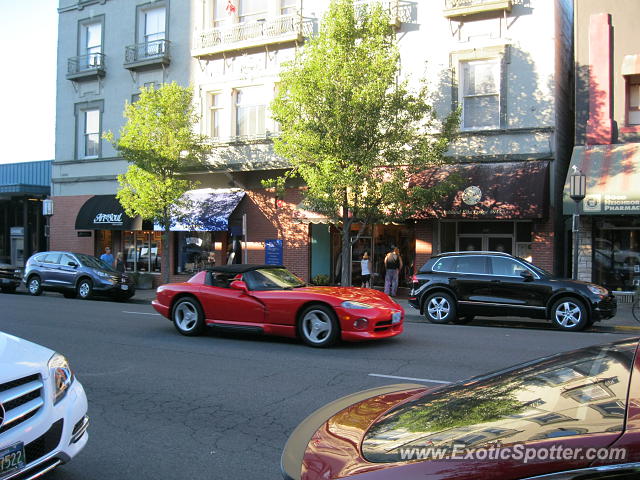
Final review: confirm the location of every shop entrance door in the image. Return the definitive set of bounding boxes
[457,235,513,254]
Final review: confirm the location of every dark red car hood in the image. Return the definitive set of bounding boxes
[295,286,396,307]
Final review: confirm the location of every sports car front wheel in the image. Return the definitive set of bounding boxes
[298,305,339,348]
[172,297,205,336]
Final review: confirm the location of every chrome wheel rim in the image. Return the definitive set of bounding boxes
[175,302,199,331]
[28,279,39,294]
[428,297,450,321]
[555,301,582,328]
[78,282,90,298]
[301,310,332,344]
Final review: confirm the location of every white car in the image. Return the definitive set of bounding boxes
[0,332,88,479]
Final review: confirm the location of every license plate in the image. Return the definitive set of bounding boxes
[392,312,401,324]
[121,285,129,290]
[0,442,25,478]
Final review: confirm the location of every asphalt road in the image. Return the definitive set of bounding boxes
[1,291,635,480]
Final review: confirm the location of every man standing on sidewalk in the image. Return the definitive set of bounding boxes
[100,246,114,268]
[384,246,402,296]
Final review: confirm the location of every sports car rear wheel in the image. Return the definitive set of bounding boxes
[172,297,205,336]
[298,305,339,348]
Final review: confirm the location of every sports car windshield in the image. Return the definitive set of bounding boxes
[362,340,637,463]
[246,268,305,290]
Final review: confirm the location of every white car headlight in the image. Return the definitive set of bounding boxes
[48,353,74,404]
[587,284,608,296]
[341,301,373,309]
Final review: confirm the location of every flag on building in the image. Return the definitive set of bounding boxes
[226,0,236,14]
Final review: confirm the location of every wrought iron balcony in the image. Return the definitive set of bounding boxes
[192,13,314,57]
[66,53,106,80]
[124,39,171,71]
[354,0,415,27]
[443,0,512,18]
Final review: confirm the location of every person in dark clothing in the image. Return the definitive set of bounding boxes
[384,246,403,296]
[115,252,125,272]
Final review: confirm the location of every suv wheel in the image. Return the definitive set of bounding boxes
[27,276,42,296]
[423,293,456,324]
[77,279,93,300]
[550,298,588,331]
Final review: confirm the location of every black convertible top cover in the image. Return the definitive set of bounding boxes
[206,264,285,274]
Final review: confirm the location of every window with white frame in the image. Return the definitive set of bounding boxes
[213,0,228,27]
[460,59,500,130]
[83,109,100,158]
[208,92,223,139]
[235,86,265,137]
[628,76,640,125]
[239,0,268,23]
[281,0,296,15]
[139,5,166,56]
[81,21,102,69]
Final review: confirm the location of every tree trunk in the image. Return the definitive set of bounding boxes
[340,197,352,287]
[162,214,171,284]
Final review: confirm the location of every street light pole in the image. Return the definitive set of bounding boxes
[569,168,586,280]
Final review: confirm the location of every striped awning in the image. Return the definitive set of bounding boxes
[563,144,640,215]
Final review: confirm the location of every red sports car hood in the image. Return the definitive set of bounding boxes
[296,286,397,307]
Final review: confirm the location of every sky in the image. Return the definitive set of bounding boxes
[0,0,58,164]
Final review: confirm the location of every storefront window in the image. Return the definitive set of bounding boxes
[175,232,217,274]
[123,231,162,273]
[593,218,640,291]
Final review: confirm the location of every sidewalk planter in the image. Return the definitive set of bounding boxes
[133,272,154,289]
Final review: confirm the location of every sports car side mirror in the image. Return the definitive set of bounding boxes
[230,280,249,293]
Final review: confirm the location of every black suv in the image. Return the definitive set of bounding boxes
[409,251,616,331]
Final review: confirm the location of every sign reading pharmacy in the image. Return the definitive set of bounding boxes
[564,144,640,215]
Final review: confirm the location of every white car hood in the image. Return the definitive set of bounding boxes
[0,332,53,382]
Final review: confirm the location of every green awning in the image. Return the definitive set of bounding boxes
[563,144,640,215]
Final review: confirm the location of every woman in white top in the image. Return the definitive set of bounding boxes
[360,252,372,288]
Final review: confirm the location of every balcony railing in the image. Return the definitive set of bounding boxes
[443,0,512,18]
[67,53,106,80]
[192,13,314,57]
[354,0,416,27]
[124,39,171,71]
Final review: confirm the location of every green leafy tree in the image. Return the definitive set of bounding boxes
[104,82,211,283]
[268,0,459,286]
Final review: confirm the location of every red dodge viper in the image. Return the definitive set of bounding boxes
[151,264,403,347]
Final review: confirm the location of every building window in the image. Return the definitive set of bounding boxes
[123,231,163,273]
[139,5,166,55]
[239,0,268,23]
[627,76,640,125]
[235,86,265,137]
[175,232,218,274]
[213,0,228,27]
[83,109,100,158]
[460,59,500,129]
[80,20,102,68]
[209,92,223,139]
[281,0,296,15]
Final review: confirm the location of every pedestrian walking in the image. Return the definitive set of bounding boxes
[384,246,402,296]
[360,252,372,288]
[115,252,125,272]
[100,246,114,267]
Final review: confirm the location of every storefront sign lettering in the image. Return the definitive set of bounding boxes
[583,193,640,213]
[93,213,123,225]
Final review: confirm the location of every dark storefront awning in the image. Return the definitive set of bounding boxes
[563,144,640,215]
[75,195,144,230]
[155,189,245,231]
[412,161,549,219]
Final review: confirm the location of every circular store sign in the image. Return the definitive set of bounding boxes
[462,186,482,206]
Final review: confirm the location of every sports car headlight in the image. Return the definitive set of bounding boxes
[587,284,608,296]
[48,353,74,404]
[341,301,373,309]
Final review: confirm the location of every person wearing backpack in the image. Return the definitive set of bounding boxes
[384,246,402,296]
